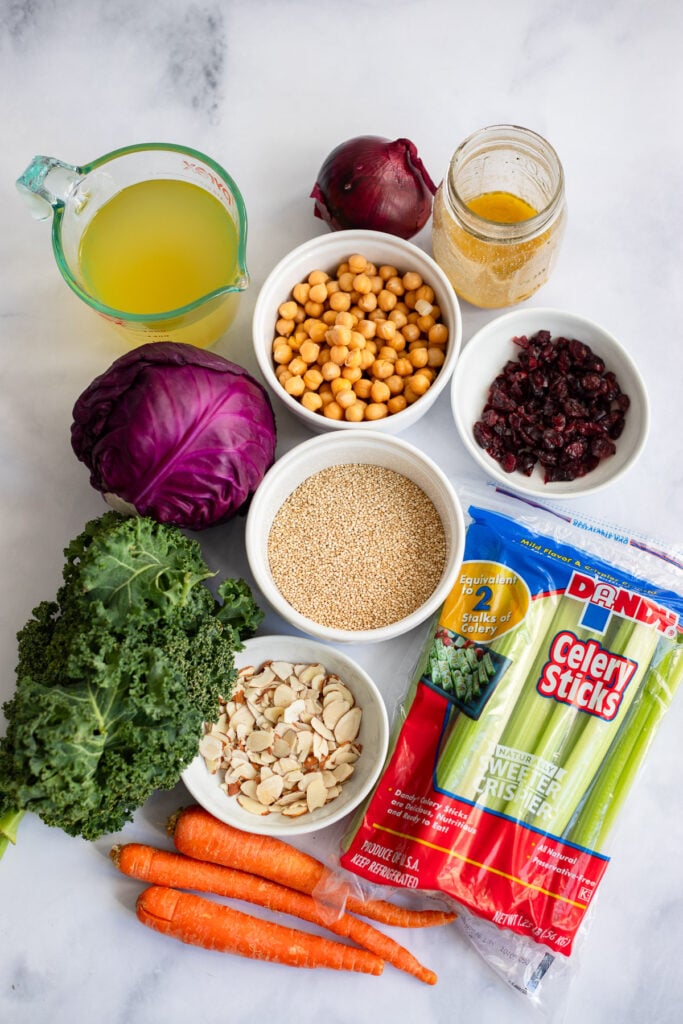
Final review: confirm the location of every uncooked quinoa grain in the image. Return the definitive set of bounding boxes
[267,464,447,631]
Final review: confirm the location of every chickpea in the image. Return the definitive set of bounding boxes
[327,324,352,347]
[370,380,391,404]
[408,346,430,369]
[273,341,294,364]
[336,388,357,411]
[385,275,404,296]
[344,401,367,423]
[365,402,389,421]
[308,269,329,286]
[303,367,324,391]
[415,284,435,304]
[308,320,328,343]
[357,291,377,313]
[402,271,422,291]
[352,273,372,295]
[336,261,350,276]
[388,309,408,329]
[322,309,337,325]
[338,272,355,292]
[299,340,320,364]
[377,289,398,312]
[284,375,305,397]
[288,356,308,376]
[325,279,340,295]
[427,346,446,368]
[304,300,324,318]
[348,330,366,350]
[359,348,377,371]
[387,394,408,415]
[341,365,363,382]
[377,346,398,362]
[417,314,436,333]
[356,318,376,340]
[402,322,421,344]
[375,319,397,342]
[329,290,351,312]
[344,348,362,369]
[385,374,404,395]
[292,282,310,305]
[353,378,373,400]
[379,264,398,280]
[309,282,328,304]
[395,357,413,376]
[278,300,299,320]
[329,344,349,365]
[406,373,431,397]
[428,323,449,345]
[301,391,323,413]
[371,358,395,380]
[321,360,341,381]
[276,317,295,336]
[348,253,367,274]
[323,400,344,421]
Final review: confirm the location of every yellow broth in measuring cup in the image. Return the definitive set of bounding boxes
[16,143,249,348]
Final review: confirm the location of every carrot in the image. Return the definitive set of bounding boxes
[169,805,457,929]
[112,843,438,985]
[136,885,384,975]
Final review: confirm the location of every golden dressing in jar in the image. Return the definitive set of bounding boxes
[432,126,567,309]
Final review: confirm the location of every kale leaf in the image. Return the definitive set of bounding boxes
[0,512,262,848]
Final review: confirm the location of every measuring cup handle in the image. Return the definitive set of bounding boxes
[16,155,82,220]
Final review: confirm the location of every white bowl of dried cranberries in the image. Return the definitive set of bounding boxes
[451,307,649,498]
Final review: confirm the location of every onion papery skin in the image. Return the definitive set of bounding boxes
[310,135,437,240]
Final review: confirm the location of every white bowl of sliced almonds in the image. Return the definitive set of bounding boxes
[181,634,390,836]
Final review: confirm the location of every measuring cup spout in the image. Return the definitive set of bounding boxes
[16,155,81,220]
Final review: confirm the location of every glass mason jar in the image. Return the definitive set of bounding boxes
[432,125,567,308]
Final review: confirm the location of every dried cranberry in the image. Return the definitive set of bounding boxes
[471,328,630,485]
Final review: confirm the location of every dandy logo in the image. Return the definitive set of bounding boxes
[567,572,678,639]
[537,631,638,720]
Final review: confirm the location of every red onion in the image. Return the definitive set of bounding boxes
[310,135,438,240]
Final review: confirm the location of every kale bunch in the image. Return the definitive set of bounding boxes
[0,512,262,850]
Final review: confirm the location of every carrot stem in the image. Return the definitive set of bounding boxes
[136,885,384,974]
[169,805,455,929]
[112,843,437,984]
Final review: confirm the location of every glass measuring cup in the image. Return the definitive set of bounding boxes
[16,142,249,348]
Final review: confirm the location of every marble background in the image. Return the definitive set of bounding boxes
[1,1,682,1022]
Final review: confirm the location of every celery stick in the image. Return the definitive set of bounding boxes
[503,616,637,822]
[565,635,683,850]
[538,622,661,836]
[435,594,560,800]
[477,597,589,804]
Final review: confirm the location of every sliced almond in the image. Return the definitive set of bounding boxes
[334,706,362,744]
[322,699,351,731]
[237,794,270,816]
[246,730,273,752]
[306,773,328,812]
[256,774,284,806]
[270,661,295,680]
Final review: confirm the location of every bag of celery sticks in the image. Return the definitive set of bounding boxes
[341,487,683,1006]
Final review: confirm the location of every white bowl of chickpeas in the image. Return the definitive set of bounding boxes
[252,229,462,433]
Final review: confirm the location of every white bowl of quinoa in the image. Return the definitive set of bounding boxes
[252,229,462,434]
[245,431,465,644]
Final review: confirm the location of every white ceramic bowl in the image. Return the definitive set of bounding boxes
[450,307,649,499]
[181,634,390,836]
[245,431,466,644]
[252,228,462,434]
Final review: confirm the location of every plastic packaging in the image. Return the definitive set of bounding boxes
[341,485,683,1010]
